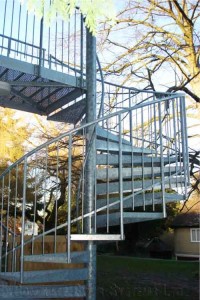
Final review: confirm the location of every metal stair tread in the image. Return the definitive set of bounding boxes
[96,153,178,166]
[0,268,88,283]
[46,88,85,114]
[47,98,86,124]
[96,192,185,209]
[96,212,164,227]
[71,234,123,241]
[24,250,89,263]
[0,285,86,298]
[0,60,86,117]
[96,166,180,180]
[96,126,132,145]
[96,176,185,195]
[96,139,155,154]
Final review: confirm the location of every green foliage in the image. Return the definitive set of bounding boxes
[0,108,32,167]
[21,0,116,35]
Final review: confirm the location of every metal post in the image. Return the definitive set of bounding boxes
[158,103,166,218]
[20,156,27,283]
[80,14,84,88]
[38,18,44,74]
[84,28,96,300]
[180,96,189,194]
[67,135,72,264]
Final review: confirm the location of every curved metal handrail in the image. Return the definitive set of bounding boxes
[0,94,177,179]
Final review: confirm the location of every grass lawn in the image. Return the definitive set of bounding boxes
[97,255,199,300]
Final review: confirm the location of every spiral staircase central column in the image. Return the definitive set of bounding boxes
[84,28,97,300]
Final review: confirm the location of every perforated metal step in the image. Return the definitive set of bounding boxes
[0,62,86,118]
[47,98,86,124]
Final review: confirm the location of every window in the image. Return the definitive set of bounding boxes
[190,228,200,242]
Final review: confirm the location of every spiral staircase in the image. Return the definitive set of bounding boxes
[0,1,189,299]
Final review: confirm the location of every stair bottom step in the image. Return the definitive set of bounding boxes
[24,250,89,264]
[0,285,86,298]
[0,268,88,283]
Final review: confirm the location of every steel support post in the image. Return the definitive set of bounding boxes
[84,28,97,300]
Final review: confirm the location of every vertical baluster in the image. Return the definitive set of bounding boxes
[5,171,11,273]
[151,102,155,211]
[10,0,15,57]
[94,125,97,234]
[153,97,158,157]
[80,14,84,87]
[24,9,29,58]
[141,107,145,210]
[54,143,59,254]
[12,165,18,272]
[163,101,168,184]
[31,15,35,63]
[48,4,51,68]
[176,98,182,184]
[55,13,58,70]
[42,146,48,255]
[180,96,189,196]
[74,10,77,77]
[182,96,190,185]
[67,135,72,263]
[81,129,86,233]
[61,20,64,72]
[168,100,173,187]
[0,177,5,271]
[2,0,7,55]
[17,2,22,55]
[129,91,135,210]
[171,99,178,179]
[136,106,138,147]
[119,114,124,240]
[39,18,44,74]
[68,17,70,73]
[20,156,27,283]
[158,103,166,217]
[106,121,110,233]
[32,154,38,255]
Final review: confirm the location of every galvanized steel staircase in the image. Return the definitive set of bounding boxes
[0,106,188,297]
[0,0,189,299]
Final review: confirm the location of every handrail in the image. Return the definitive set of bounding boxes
[40,52,185,96]
[1,165,185,260]
[0,221,19,237]
[0,34,45,51]
[0,89,188,278]
[0,94,180,179]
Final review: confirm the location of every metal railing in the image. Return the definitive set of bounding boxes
[0,0,85,80]
[0,92,189,280]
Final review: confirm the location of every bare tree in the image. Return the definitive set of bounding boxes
[100,0,200,102]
